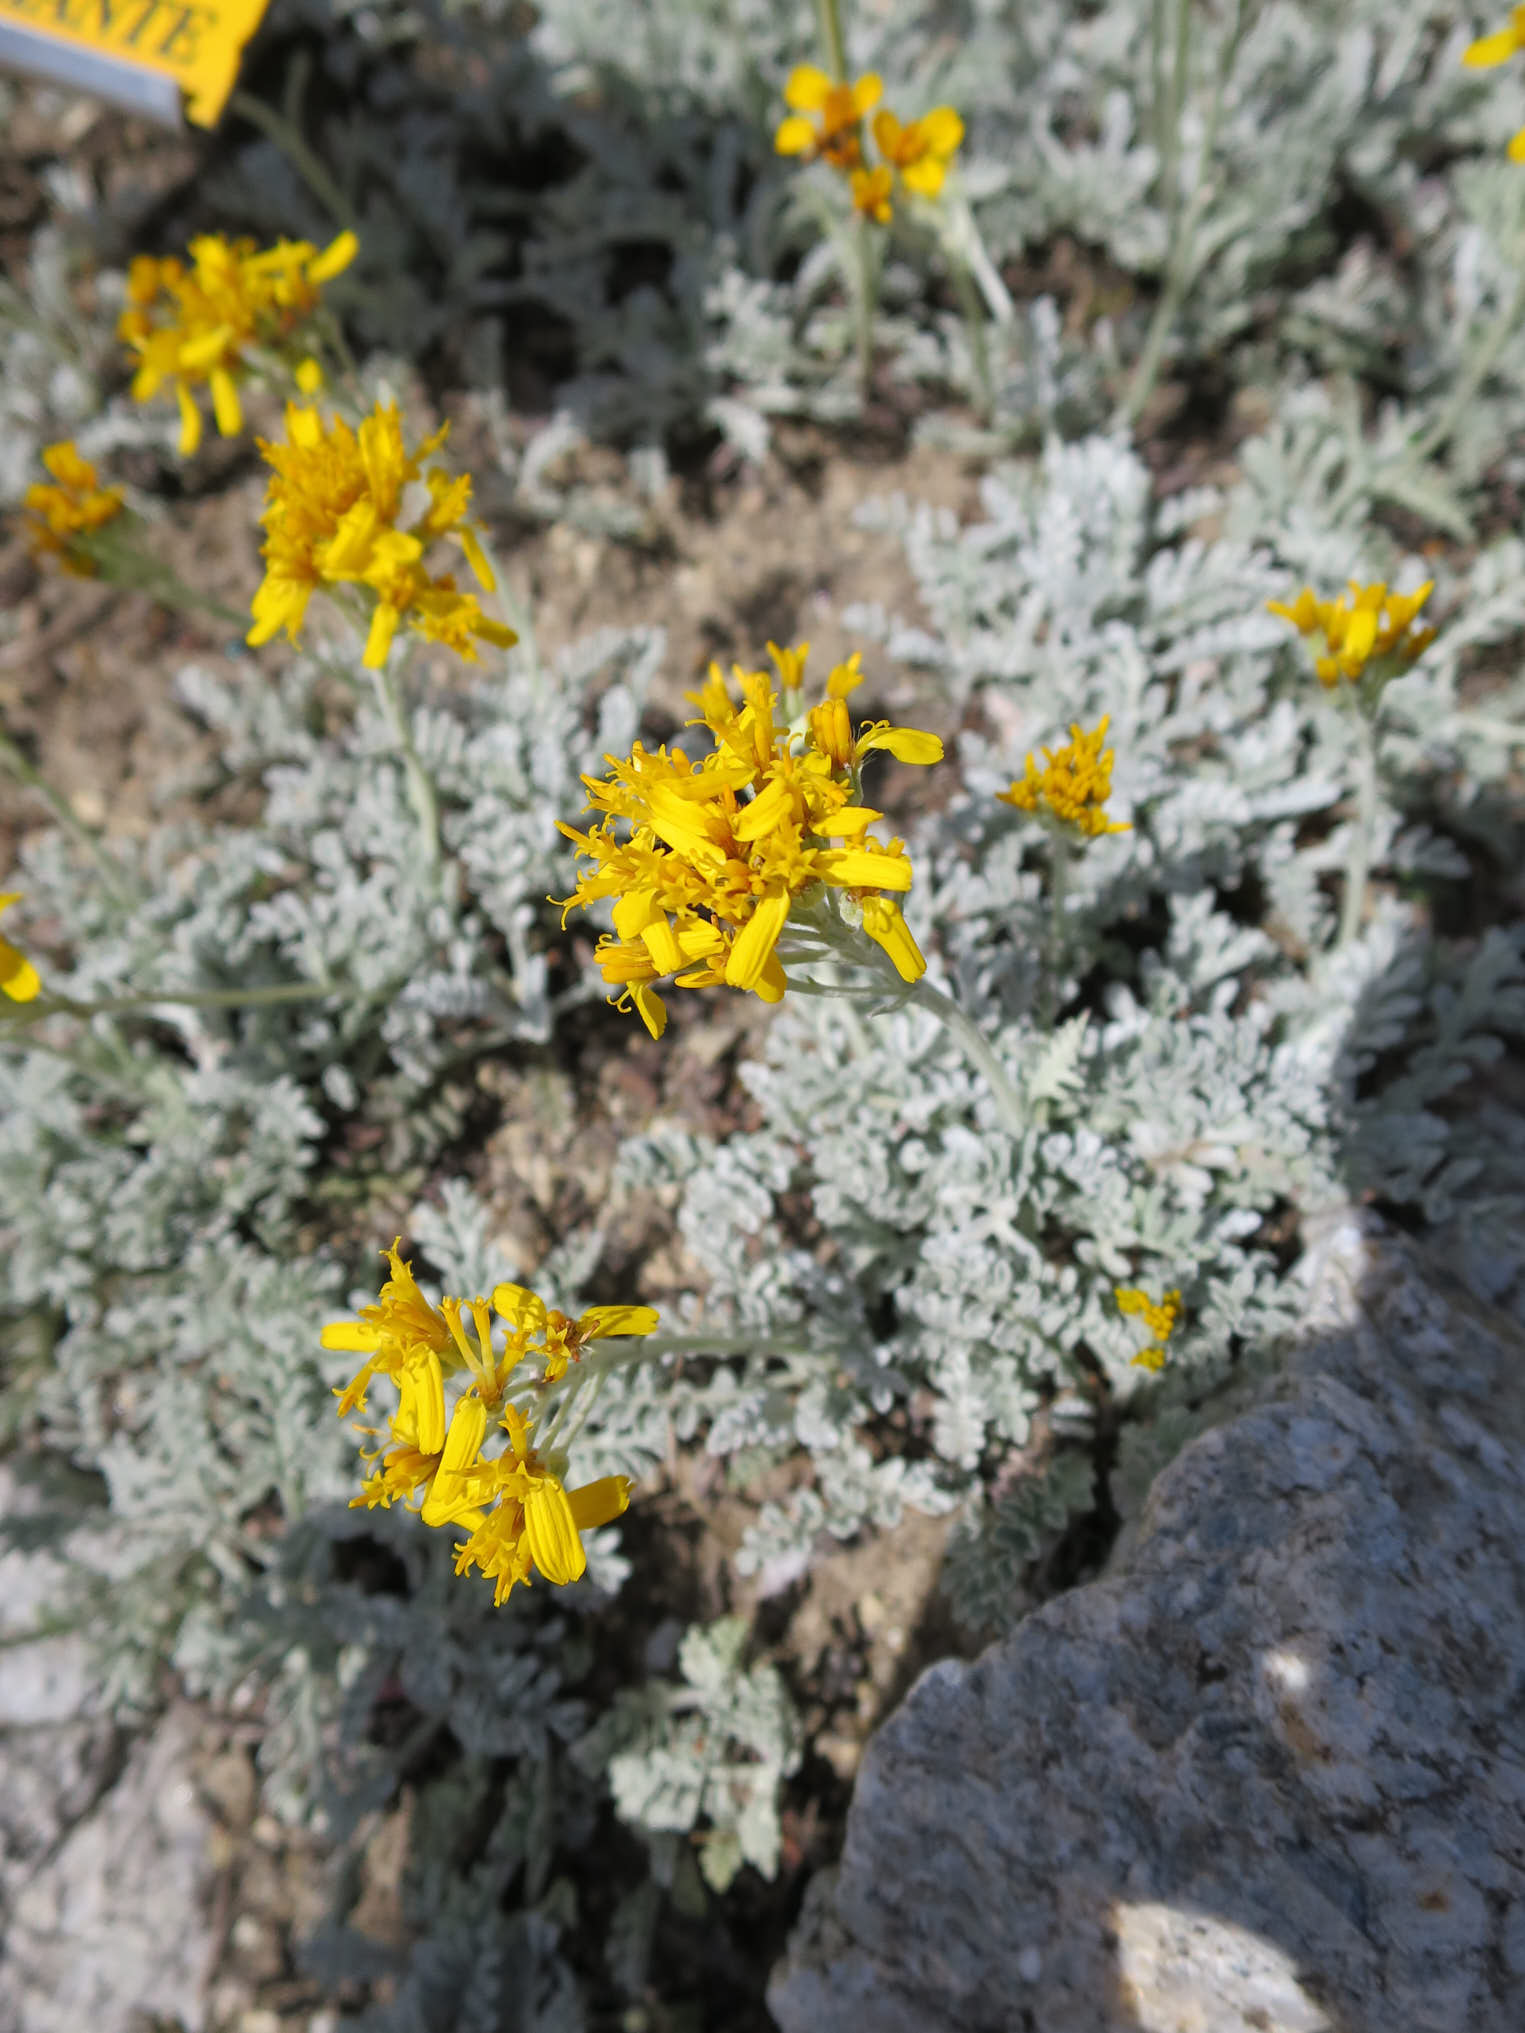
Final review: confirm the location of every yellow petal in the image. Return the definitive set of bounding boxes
[851,72,883,115]
[176,383,202,456]
[1510,125,1525,161]
[459,523,496,591]
[640,916,685,974]
[784,63,832,111]
[579,1305,659,1341]
[1463,27,1521,66]
[818,846,913,891]
[733,775,795,842]
[295,356,325,395]
[420,1393,489,1526]
[492,1283,549,1333]
[320,1321,381,1352]
[523,1478,587,1585]
[0,939,41,1003]
[856,723,943,765]
[632,982,668,1038]
[209,368,243,439]
[919,106,964,154]
[725,891,791,990]
[308,229,359,282]
[363,602,399,669]
[902,157,948,197]
[568,1475,632,1532]
[860,898,925,982]
[813,805,883,837]
[774,115,816,156]
[400,1349,447,1455]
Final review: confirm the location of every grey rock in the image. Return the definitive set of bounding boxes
[0,1703,216,2033]
[769,1219,1525,2033]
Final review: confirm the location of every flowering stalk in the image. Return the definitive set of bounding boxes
[368,652,442,873]
[1339,705,1380,947]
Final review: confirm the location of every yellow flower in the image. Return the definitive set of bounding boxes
[872,105,965,197]
[322,1237,462,1417]
[1116,1285,1182,1372]
[247,401,517,668]
[775,65,883,171]
[556,644,941,1036]
[491,1285,660,1383]
[22,443,125,577]
[119,231,358,455]
[851,165,894,223]
[0,893,41,1004]
[427,1401,632,1606]
[1267,579,1435,687]
[348,1350,449,1511]
[997,714,1130,838]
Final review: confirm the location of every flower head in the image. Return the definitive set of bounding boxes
[0,893,41,1003]
[775,65,883,171]
[329,1247,656,1596]
[1267,579,1435,688]
[23,443,125,577]
[425,1401,632,1606]
[851,165,894,223]
[872,106,965,198]
[1116,1285,1182,1372]
[997,714,1130,838]
[555,644,942,1037]
[248,401,516,668]
[119,231,358,454]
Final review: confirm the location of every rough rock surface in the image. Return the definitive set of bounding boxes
[769,1218,1525,2033]
[0,1463,216,2033]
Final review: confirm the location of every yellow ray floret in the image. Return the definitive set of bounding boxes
[22,443,125,577]
[248,401,517,668]
[1267,579,1435,687]
[556,643,942,1034]
[0,892,41,1004]
[775,65,883,171]
[997,714,1130,838]
[119,231,358,454]
[872,106,965,198]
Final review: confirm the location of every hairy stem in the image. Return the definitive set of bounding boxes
[370,659,441,871]
[907,975,1026,1138]
[1339,710,1380,947]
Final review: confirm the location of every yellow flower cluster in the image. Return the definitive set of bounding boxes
[1267,580,1435,688]
[324,1240,658,1605]
[0,893,40,1004]
[119,230,358,455]
[22,442,124,577]
[556,644,943,1039]
[1464,7,1525,159]
[997,714,1130,838]
[1116,1285,1182,1372]
[248,401,517,670]
[774,67,964,222]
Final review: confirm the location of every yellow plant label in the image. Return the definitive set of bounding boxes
[0,0,270,126]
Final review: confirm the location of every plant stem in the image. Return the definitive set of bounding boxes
[1042,831,1071,1029]
[0,724,138,909]
[906,975,1026,1138]
[1339,709,1380,947]
[1,981,342,1028]
[853,215,879,401]
[950,252,993,423]
[815,0,847,80]
[229,88,355,231]
[370,659,441,871]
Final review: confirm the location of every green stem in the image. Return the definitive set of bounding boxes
[853,215,879,402]
[906,975,1026,1138]
[1339,710,1379,947]
[370,659,441,872]
[814,0,847,80]
[228,87,355,231]
[1042,830,1071,1030]
[950,252,993,423]
[0,724,138,909]
[1,981,342,1026]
